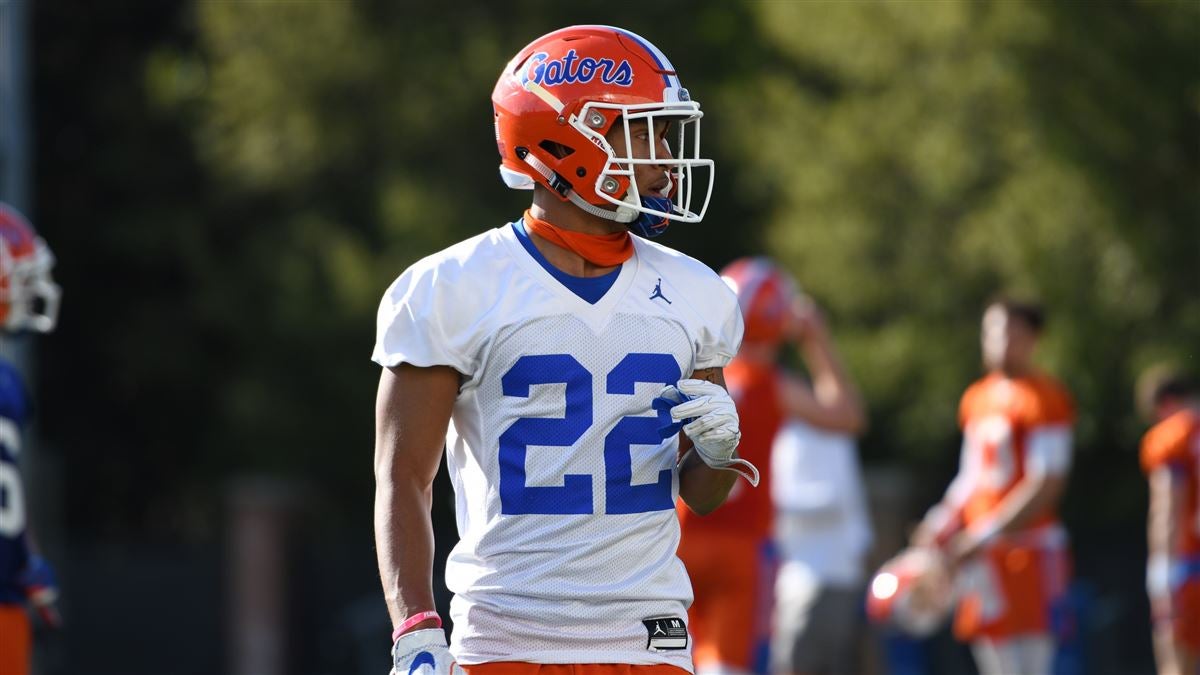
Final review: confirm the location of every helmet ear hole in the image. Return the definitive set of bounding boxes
[538,140,575,159]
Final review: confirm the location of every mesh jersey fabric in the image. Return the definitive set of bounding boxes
[676,358,782,538]
[373,223,743,668]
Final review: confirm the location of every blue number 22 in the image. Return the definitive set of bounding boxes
[498,353,680,515]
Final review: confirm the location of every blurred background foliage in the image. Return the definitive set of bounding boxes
[24,0,1199,671]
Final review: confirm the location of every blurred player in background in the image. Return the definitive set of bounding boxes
[911,298,1075,675]
[677,258,864,675]
[374,25,754,675]
[1137,367,1200,675]
[770,407,870,669]
[0,203,63,675]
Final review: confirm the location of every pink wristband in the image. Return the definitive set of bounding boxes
[392,610,442,642]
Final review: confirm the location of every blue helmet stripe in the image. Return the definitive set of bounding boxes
[597,25,677,89]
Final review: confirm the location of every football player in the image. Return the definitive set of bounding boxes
[677,258,865,675]
[911,298,1074,675]
[1137,367,1200,675]
[0,202,63,675]
[373,26,752,675]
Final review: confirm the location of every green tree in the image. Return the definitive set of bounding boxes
[39,1,766,536]
[723,1,1199,496]
[33,1,1197,670]
[39,0,1198,544]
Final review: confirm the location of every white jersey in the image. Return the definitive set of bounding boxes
[771,420,873,588]
[373,223,742,669]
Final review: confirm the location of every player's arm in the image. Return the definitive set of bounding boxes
[374,363,459,632]
[949,424,1071,563]
[1146,465,1183,618]
[676,367,740,515]
[780,302,865,435]
[17,533,62,629]
[911,438,971,548]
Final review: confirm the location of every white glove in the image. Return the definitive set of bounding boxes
[1146,554,1185,598]
[658,379,759,486]
[391,628,461,675]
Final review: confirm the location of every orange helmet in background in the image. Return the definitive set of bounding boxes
[0,203,61,333]
[866,547,956,638]
[719,257,799,345]
[492,25,714,237]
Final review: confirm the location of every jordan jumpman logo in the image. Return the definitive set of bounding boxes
[650,278,672,304]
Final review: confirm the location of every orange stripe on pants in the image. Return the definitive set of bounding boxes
[0,604,31,675]
[677,530,773,672]
[462,663,690,675]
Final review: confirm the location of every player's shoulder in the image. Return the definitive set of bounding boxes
[400,227,509,280]
[1022,371,1075,423]
[958,374,996,418]
[633,237,736,306]
[634,236,720,278]
[1030,371,1073,403]
[961,375,992,402]
[381,226,511,298]
[1141,409,1200,473]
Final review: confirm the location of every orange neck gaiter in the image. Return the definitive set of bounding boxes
[523,210,633,269]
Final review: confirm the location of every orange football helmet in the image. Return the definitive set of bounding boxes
[0,203,60,333]
[866,547,956,638]
[492,25,713,237]
[719,257,799,345]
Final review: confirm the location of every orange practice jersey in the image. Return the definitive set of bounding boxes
[1141,408,1200,558]
[958,372,1075,529]
[677,358,784,538]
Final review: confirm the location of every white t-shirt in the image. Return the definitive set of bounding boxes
[771,420,873,588]
[373,223,742,668]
